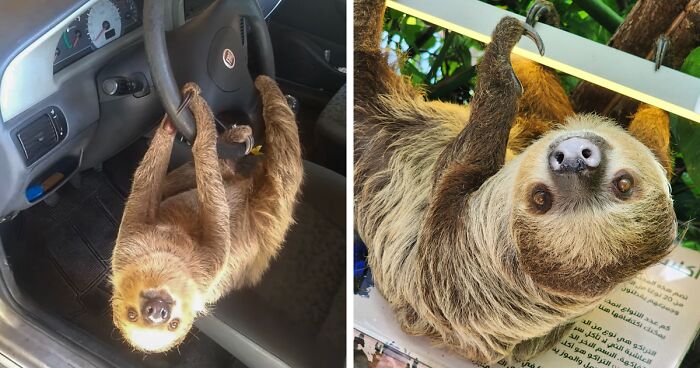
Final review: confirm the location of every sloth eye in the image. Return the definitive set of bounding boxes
[127,308,138,322]
[169,319,180,331]
[612,172,634,198]
[530,185,552,214]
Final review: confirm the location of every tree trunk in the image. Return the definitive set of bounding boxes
[570,0,700,124]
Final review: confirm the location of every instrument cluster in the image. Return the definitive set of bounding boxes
[53,0,142,73]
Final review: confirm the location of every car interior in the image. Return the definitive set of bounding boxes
[0,0,346,367]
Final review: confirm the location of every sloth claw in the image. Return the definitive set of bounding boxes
[522,22,545,56]
[654,35,670,71]
[526,0,560,28]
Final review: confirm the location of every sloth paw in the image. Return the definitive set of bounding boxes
[491,17,545,58]
[487,17,545,96]
[221,125,254,154]
[526,0,560,28]
[222,125,252,144]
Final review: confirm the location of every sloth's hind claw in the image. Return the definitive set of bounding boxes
[526,0,560,28]
[654,35,670,71]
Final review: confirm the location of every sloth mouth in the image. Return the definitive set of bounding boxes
[140,289,175,303]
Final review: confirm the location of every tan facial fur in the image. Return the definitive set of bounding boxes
[111,77,303,353]
[111,239,201,352]
[511,116,675,297]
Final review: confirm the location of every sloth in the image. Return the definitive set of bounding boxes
[111,76,303,353]
[354,0,676,363]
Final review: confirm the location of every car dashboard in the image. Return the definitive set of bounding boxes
[53,0,143,73]
[0,0,282,222]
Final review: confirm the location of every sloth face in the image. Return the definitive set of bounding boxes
[509,115,676,297]
[111,241,203,353]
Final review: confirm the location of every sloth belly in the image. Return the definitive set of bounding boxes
[158,178,262,297]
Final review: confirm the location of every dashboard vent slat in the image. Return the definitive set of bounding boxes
[16,113,61,165]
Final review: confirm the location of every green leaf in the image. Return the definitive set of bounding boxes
[682,240,700,252]
[671,47,700,203]
[681,172,700,197]
[681,47,700,77]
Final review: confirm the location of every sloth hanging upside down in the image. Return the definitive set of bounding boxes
[354,0,676,363]
[110,76,303,353]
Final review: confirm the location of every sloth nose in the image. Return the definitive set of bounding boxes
[549,137,601,173]
[141,297,171,325]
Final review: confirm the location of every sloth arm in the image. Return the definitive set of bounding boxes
[354,0,422,109]
[247,76,303,242]
[185,84,234,282]
[161,139,247,200]
[118,116,175,237]
[429,18,529,204]
[414,19,534,325]
[354,0,394,102]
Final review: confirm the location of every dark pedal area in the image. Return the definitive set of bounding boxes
[2,168,239,367]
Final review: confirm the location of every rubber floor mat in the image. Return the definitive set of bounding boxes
[3,169,237,367]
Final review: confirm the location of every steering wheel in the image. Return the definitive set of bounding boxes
[143,0,275,159]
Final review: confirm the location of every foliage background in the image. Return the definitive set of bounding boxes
[381,0,700,252]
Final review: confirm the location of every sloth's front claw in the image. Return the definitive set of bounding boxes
[521,22,545,56]
[526,0,560,28]
[488,17,545,96]
[654,35,670,71]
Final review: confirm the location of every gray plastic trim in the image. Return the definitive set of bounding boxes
[195,316,290,368]
[0,0,100,122]
[266,0,283,19]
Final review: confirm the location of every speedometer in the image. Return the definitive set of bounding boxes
[87,0,122,49]
[53,0,141,73]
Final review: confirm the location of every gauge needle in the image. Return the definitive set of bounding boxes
[93,28,106,42]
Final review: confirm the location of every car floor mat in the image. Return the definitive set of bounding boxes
[2,169,241,368]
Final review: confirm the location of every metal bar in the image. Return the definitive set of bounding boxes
[386,0,700,124]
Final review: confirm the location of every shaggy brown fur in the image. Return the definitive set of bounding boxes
[111,76,303,353]
[354,0,676,363]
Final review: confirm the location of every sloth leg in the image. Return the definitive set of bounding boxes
[420,17,542,269]
[627,104,673,179]
[219,125,254,179]
[185,83,234,280]
[510,321,574,362]
[162,125,254,199]
[354,0,411,104]
[162,162,197,199]
[526,0,560,28]
[241,76,303,285]
[119,116,175,232]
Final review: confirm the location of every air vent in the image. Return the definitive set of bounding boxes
[16,107,67,165]
[240,18,247,46]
